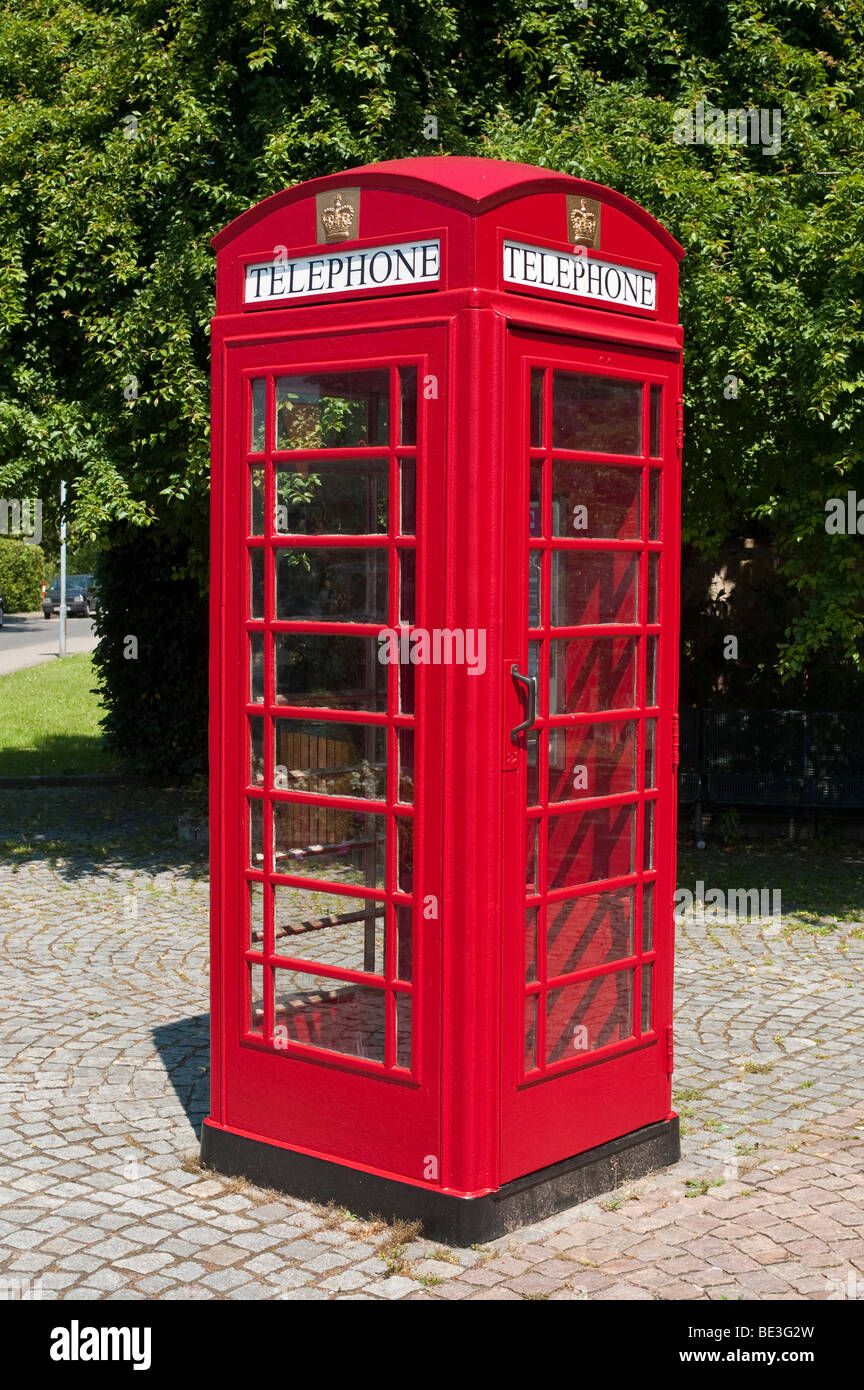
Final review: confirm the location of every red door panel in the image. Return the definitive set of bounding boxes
[501,329,681,1182]
[214,326,447,1184]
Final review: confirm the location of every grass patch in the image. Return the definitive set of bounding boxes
[677,842,864,932]
[0,653,116,776]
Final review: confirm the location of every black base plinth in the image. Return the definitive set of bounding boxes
[200,1116,680,1246]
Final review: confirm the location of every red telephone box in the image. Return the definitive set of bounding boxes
[202,157,684,1242]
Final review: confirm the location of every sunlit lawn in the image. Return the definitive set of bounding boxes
[0,653,117,776]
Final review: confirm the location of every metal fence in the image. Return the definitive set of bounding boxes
[678,710,864,810]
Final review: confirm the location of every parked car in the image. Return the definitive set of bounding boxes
[42,573,100,619]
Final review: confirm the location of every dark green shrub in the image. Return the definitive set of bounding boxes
[92,522,208,779]
[0,539,45,611]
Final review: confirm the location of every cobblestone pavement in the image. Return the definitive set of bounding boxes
[1,788,863,1301]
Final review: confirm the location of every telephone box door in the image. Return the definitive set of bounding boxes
[215,325,446,1182]
[501,329,681,1181]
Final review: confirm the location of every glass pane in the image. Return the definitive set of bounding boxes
[248,880,265,949]
[275,371,390,450]
[548,804,636,890]
[642,962,654,1032]
[249,962,265,1035]
[648,469,660,539]
[548,720,637,802]
[250,469,265,535]
[526,732,540,807]
[395,992,412,1069]
[272,968,385,1063]
[530,368,544,447]
[399,366,417,446]
[399,549,416,624]
[551,463,641,540]
[525,907,538,983]
[249,716,264,788]
[529,549,543,626]
[249,549,265,620]
[397,817,413,893]
[399,659,414,715]
[526,819,538,893]
[647,553,659,623]
[646,635,658,705]
[250,379,266,453]
[525,994,538,1071]
[273,720,386,800]
[643,881,654,952]
[250,632,265,704]
[551,550,638,626]
[550,636,638,715]
[399,460,416,534]
[276,548,387,623]
[553,373,642,455]
[274,633,386,711]
[644,719,657,789]
[546,970,634,1063]
[248,798,264,869]
[273,885,384,975]
[275,459,387,535]
[529,462,542,537]
[273,806,386,888]
[649,385,662,457]
[397,729,415,804]
[396,904,413,981]
[643,801,655,870]
[546,888,634,977]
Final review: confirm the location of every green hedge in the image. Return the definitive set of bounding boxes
[91,522,208,779]
[0,540,45,611]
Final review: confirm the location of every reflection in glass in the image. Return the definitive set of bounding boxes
[399,549,416,625]
[396,904,413,981]
[248,880,265,949]
[649,469,660,539]
[551,462,641,540]
[530,368,544,447]
[525,994,538,1071]
[395,992,412,1069]
[397,729,415,804]
[551,550,638,626]
[548,803,635,890]
[250,632,265,704]
[250,469,265,535]
[548,721,637,802]
[275,371,390,449]
[545,970,634,1063]
[641,961,654,1032]
[529,550,542,626]
[646,635,658,705]
[525,907,538,983]
[644,719,657,789]
[273,719,385,800]
[248,798,264,869]
[249,961,265,1035]
[553,373,642,454]
[274,634,386,710]
[643,881,654,951]
[550,636,638,715]
[399,366,417,445]
[643,800,655,870]
[649,384,662,457]
[546,888,634,977]
[273,885,384,975]
[275,459,387,535]
[272,805,386,888]
[526,819,539,893]
[249,549,265,620]
[397,817,413,893]
[529,462,542,537]
[526,732,540,807]
[399,460,416,534]
[249,716,264,787]
[272,967,386,1063]
[647,553,659,623]
[276,548,387,623]
[250,379,266,453]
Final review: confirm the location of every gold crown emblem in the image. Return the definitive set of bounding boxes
[570,198,597,245]
[321,192,355,242]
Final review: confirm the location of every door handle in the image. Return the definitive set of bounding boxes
[510,664,538,742]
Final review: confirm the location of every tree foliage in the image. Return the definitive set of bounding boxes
[0,0,862,766]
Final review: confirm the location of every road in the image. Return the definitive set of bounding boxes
[0,613,98,676]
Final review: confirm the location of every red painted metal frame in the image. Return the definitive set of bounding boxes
[208,158,683,1199]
